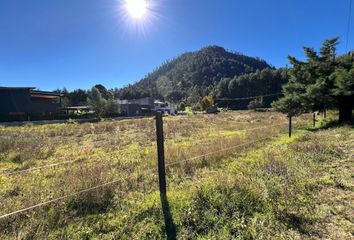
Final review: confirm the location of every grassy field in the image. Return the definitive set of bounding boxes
[0,111,352,239]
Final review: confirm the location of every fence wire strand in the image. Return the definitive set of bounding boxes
[0,167,157,219]
[0,134,278,219]
[165,136,272,168]
[0,115,311,219]
[0,121,289,177]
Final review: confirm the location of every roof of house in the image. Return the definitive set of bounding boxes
[0,87,36,90]
[0,87,62,97]
[31,90,62,97]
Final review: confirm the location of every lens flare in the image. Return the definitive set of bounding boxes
[116,0,159,37]
[125,0,147,19]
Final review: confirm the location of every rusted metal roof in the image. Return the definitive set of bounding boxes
[30,94,59,99]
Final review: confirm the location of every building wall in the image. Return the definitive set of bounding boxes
[0,89,32,115]
[133,97,154,109]
[29,97,60,114]
[0,89,61,118]
[118,97,154,110]
[120,104,142,116]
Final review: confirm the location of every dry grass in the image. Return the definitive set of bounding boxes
[0,111,316,239]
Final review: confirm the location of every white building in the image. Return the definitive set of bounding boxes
[154,101,176,115]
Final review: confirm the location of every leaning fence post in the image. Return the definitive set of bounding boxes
[313,112,316,127]
[155,111,167,195]
[288,116,292,138]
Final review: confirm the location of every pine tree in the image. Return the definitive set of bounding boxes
[273,37,354,122]
[331,53,354,121]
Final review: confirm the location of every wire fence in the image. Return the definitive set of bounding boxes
[0,112,312,220]
[0,121,289,177]
[0,134,277,219]
[216,93,283,101]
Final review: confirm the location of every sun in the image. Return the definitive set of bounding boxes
[125,0,147,19]
[117,0,158,36]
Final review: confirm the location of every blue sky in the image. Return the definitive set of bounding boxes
[0,0,353,91]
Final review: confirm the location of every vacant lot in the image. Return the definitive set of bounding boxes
[0,111,352,239]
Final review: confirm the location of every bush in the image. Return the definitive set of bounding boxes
[199,96,214,111]
[248,98,264,110]
[66,187,115,215]
[178,102,186,111]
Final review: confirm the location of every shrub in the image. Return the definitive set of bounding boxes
[199,96,214,111]
[248,98,264,110]
[66,187,115,216]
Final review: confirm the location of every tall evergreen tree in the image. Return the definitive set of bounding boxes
[273,38,354,122]
[331,53,354,121]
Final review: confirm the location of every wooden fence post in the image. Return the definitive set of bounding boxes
[313,112,316,127]
[156,111,167,195]
[289,116,292,138]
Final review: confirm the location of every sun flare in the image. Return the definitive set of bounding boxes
[118,0,158,36]
[125,0,147,19]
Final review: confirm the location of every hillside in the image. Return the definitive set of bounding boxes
[115,46,272,103]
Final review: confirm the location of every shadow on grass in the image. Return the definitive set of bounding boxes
[307,119,354,132]
[160,193,177,240]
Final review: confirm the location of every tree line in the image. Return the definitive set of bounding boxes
[54,84,119,116]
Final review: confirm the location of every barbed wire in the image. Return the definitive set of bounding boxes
[0,121,289,177]
[0,143,153,177]
[1,117,308,178]
[216,93,283,101]
[0,167,157,219]
[0,132,284,219]
[1,116,309,178]
[165,136,273,168]
[0,113,316,220]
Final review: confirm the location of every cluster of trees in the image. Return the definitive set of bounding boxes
[54,84,113,107]
[114,46,271,105]
[273,37,354,122]
[214,68,288,109]
[215,68,288,99]
[54,84,119,117]
[53,88,88,107]
[87,87,119,117]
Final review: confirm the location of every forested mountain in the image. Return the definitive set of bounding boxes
[114,46,273,104]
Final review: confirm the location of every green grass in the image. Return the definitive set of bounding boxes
[0,111,352,239]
